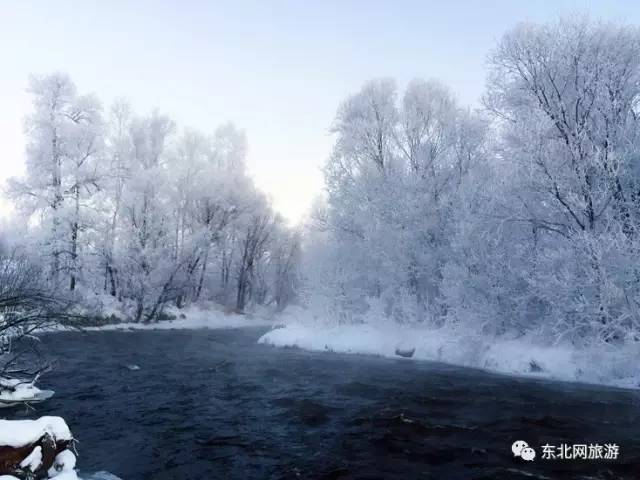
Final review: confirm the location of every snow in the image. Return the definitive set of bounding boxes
[84,304,275,332]
[0,377,52,405]
[48,450,77,479]
[19,445,42,472]
[258,314,640,389]
[0,420,116,480]
[46,450,121,480]
[0,416,72,448]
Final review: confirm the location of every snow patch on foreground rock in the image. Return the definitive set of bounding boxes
[0,416,71,448]
[258,321,640,389]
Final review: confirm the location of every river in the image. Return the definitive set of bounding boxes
[5,328,640,479]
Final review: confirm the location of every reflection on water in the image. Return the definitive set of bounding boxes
[5,328,639,479]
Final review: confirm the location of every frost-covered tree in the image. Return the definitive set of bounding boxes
[233,202,274,312]
[482,18,640,343]
[116,111,178,321]
[312,17,640,349]
[8,73,104,293]
[320,78,488,323]
[7,72,300,322]
[270,227,302,312]
[98,99,134,298]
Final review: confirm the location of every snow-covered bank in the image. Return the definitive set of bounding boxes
[258,318,640,390]
[48,304,278,333]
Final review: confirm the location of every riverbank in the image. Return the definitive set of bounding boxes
[85,304,275,332]
[43,303,278,333]
[258,309,640,390]
[44,303,640,390]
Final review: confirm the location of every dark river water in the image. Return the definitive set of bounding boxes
[5,328,640,479]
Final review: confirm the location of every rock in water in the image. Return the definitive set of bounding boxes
[0,433,71,478]
[0,417,75,479]
[395,347,416,358]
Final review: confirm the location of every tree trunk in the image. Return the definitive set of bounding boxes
[69,186,80,291]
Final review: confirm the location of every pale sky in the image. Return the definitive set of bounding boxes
[1,0,638,223]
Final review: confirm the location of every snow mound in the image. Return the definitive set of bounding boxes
[0,377,54,406]
[0,416,72,448]
[48,450,78,479]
